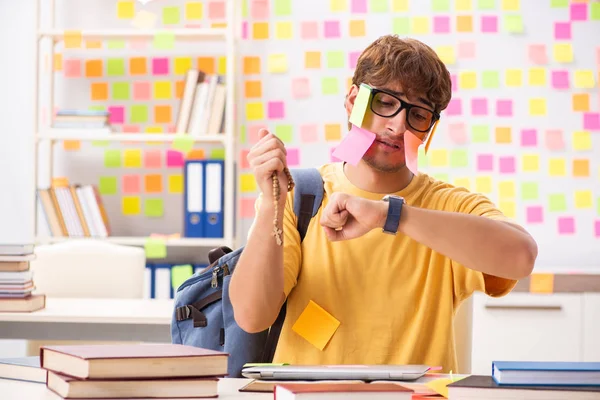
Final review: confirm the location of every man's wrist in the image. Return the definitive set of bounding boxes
[376,200,389,230]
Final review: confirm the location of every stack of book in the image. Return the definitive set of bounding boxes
[0,244,45,312]
[40,343,228,399]
[52,109,110,130]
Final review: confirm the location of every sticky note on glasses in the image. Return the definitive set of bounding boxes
[331,124,376,166]
[349,83,372,128]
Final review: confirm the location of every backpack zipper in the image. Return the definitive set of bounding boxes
[210,264,231,288]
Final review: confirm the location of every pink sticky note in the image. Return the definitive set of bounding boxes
[240,149,250,169]
[292,78,311,99]
[526,206,544,224]
[166,150,184,168]
[477,154,494,171]
[552,70,570,89]
[301,21,319,39]
[349,51,361,69]
[242,21,248,39]
[595,220,600,238]
[300,124,318,143]
[122,175,140,194]
[133,81,151,101]
[449,122,468,144]
[248,125,267,144]
[108,106,124,124]
[122,125,140,133]
[528,44,547,65]
[554,22,571,40]
[404,131,423,175]
[558,217,575,235]
[451,74,458,92]
[570,3,587,21]
[208,1,226,19]
[433,16,450,33]
[446,98,462,116]
[144,150,162,168]
[496,100,513,117]
[481,15,498,33]
[267,101,285,119]
[351,0,367,13]
[64,59,82,77]
[458,41,476,59]
[521,129,537,146]
[332,124,376,166]
[583,113,600,130]
[471,98,488,116]
[499,156,516,174]
[251,0,269,19]
[240,198,257,219]
[330,147,342,162]
[286,148,300,166]
[152,57,169,75]
[129,38,148,50]
[545,129,565,150]
[324,20,341,38]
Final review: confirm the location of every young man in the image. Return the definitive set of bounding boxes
[230,35,537,372]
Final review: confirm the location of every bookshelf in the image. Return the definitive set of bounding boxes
[33,1,239,250]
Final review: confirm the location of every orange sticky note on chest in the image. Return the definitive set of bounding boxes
[292,300,340,351]
[529,273,554,293]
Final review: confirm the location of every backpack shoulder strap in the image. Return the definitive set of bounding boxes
[289,168,324,242]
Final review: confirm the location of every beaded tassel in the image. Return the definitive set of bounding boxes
[272,168,295,245]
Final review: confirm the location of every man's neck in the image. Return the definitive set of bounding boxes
[343,161,414,194]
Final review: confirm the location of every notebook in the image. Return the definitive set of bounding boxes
[0,356,46,383]
[241,364,430,381]
[492,361,600,386]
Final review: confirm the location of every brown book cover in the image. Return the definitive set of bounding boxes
[47,188,68,236]
[0,261,29,272]
[40,344,228,380]
[0,294,46,312]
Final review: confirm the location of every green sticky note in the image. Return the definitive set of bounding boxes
[550,0,568,8]
[349,83,372,128]
[274,0,292,16]
[92,141,110,147]
[171,264,194,290]
[89,105,106,112]
[477,0,495,9]
[393,17,410,34]
[112,82,130,100]
[107,58,125,76]
[326,51,345,68]
[322,77,339,95]
[107,40,126,49]
[591,3,600,20]
[130,105,148,123]
[432,0,450,12]
[144,238,167,259]
[240,125,247,145]
[98,176,117,195]
[482,70,500,89]
[210,149,225,159]
[548,194,567,212]
[145,198,164,217]
[104,150,121,168]
[153,31,175,50]
[472,125,490,143]
[450,150,469,168]
[503,14,524,33]
[370,0,388,12]
[163,6,180,24]
[275,125,293,143]
[242,0,248,17]
[172,134,194,153]
[417,146,428,168]
[521,182,539,200]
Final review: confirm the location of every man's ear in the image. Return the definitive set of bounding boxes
[344,84,360,118]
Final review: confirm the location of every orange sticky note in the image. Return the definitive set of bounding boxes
[129,57,147,75]
[64,30,82,48]
[145,174,163,193]
[243,56,261,75]
[456,15,473,32]
[86,40,102,49]
[54,53,63,71]
[495,127,512,144]
[572,94,590,112]
[252,22,269,39]
[154,105,172,123]
[572,159,590,177]
[90,82,108,101]
[245,80,262,98]
[325,124,342,141]
[305,51,321,69]
[63,140,81,151]
[198,57,216,74]
[292,300,340,351]
[529,273,554,293]
[349,20,366,37]
[85,60,103,78]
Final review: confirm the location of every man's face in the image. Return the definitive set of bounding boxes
[345,83,435,173]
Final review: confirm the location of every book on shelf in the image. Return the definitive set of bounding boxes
[274,382,413,400]
[52,109,110,130]
[0,356,46,384]
[0,246,46,312]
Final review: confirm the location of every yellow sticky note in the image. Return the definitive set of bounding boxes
[574,70,595,89]
[168,174,183,194]
[252,22,269,39]
[64,30,82,48]
[429,149,449,167]
[268,54,288,73]
[185,2,203,19]
[349,84,372,128]
[499,181,516,199]
[528,68,546,86]
[325,124,342,141]
[453,177,471,191]
[171,264,193,289]
[117,1,135,19]
[549,158,566,176]
[218,56,227,75]
[122,196,141,215]
[572,94,590,112]
[475,176,492,194]
[144,237,166,259]
[522,154,539,172]
[124,149,142,168]
[240,173,257,193]
[275,21,293,39]
[154,81,172,99]
[501,0,520,11]
[412,17,430,34]
[349,20,366,37]
[573,131,592,151]
[505,69,523,87]
[426,376,467,398]
[246,102,265,121]
[455,0,472,11]
[529,273,554,294]
[456,15,473,32]
[529,98,547,116]
[436,46,456,65]
[392,0,409,12]
[292,300,340,351]
[459,71,477,89]
[553,43,573,63]
[499,200,516,218]
[575,190,593,209]
[330,0,347,11]
[174,57,192,75]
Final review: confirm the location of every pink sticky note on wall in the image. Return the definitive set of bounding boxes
[240,150,250,170]
[349,51,361,69]
[241,21,248,39]
[499,156,516,173]
[552,70,570,89]
[521,129,538,146]
[526,206,544,224]
[449,122,468,144]
[248,125,267,144]
[496,100,513,117]
[300,124,318,143]
[471,98,488,116]
[351,0,367,13]
[133,81,151,101]
[144,150,162,168]
[267,101,285,119]
[554,22,571,39]
[595,220,600,238]
[292,78,311,99]
[477,154,494,171]
[324,20,341,38]
[286,148,300,166]
[301,21,319,39]
[446,98,462,116]
[481,15,498,33]
[558,217,575,235]
[208,1,226,19]
[64,59,82,77]
[166,150,184,167]
[545,129,565,150]
[240,198,257,219]
[152,57,169,75]
[122,125,140,133]
[108,106,124,124]
[458,41,476,59]
[122,175,140,194]
[583,113,600,130]
[570,3,587,21]
[451,74,458,92]
[433,16,450,33]
[251,0,269,19]
[332,124,375,166]
[528,44,547,65]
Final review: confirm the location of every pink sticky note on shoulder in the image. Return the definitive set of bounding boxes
[166,150,184,167]
[404,130,422,175]
[332,125,375,166]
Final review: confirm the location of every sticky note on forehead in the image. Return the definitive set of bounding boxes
[349,83,372,128]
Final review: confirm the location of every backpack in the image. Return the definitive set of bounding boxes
[171,168,324,377]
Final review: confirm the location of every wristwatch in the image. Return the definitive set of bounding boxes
[381,195,405,235]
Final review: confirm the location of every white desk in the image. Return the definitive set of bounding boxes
[0,298,174,342]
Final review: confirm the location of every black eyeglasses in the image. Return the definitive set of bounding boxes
[368,85,440,133]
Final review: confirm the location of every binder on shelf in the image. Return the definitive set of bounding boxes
[184,159,205,238]
[203,160,224,238]
[144,263,154,299]
[153,263,172,299]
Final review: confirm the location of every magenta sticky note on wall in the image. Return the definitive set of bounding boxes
[268,101,285,119]
[558,217,575,235]
[554,22,571,40]
[528,44,548,65]
[583,113,600,130]
[595,220,600,238]
[241,21,248,39]
[332,124,375,166]
[570,3,587,21]
[286,148,300,166]
[108,106,124,124]
[551,70,570,89]
[122,175,140,194]
[324,20,341,38]
[449,122,468,144]
[545,129,565,150]
[301,21,319,39]
[300,124,318,143]
[248,124,267,144]
[349,51,361,69]
[499,156,516,174]
[166,150,184,168]
[152,57,169,75]
[526,206,544,224]
[521,129,538,146]
[446,98,462,116]
[433,16,450,33]
[351,0,367,13]
[471,98,488,116]
[496,100,513,117]
[481,15,498,33]
[451,74,458,92]
[477,154,494,171]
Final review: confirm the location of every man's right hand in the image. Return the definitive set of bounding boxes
[247,128,290,204]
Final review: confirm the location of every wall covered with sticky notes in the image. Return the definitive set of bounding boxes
[47,0,599,267]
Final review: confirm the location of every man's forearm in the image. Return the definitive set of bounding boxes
[393,205,537,280]
[229,201,286,333]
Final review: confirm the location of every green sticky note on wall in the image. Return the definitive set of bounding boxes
[104,150,121,168]
[153,32,175,50]
[242,0,248,17]
[322,77,339,95]
[548,194,567,212]
[98,176,117,195]
[144,238,167,259]
[210,149,225,159]
[108,40,126,49]
[163,6,180,24]
[432,0,451,12]
[130,105,148,123]
[349,84,372,128]
[521,182,539,200]
[370,0,388,12]
[92,141,110,147]
[274,0,292,16]
[172,134,194,153]
[503,14,524,33]
[393,17,410,35]
[472,125,490,143]
[145,199,164,217]
[112,82,130,100]
[240,125,247,145]
[477,0,496,10]
[326,51,344,68]
[591,3,600,20]
[482,70,500,89]
[275,125,293,143]
[551,0,568,8]
[171,264,194,290]
[107,59,125,76]
[450,150,469,168]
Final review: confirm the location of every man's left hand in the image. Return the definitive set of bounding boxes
[319,193,388,241]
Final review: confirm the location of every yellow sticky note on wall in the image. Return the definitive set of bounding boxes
[574,70,595,89]
[436,46,456,65]
[529,98,547,116]
[412,17,430,34]
[528,68,546,86]
[549,158,566,176]
[240,173,257,193]
[573,131,592,151]
[499,200,516,218]
[168,174,183,194]
[429,149,449,167]
[522,154,540,172]
[292,300,340,351]
[505,69,523,87]
[575,190,593,209]
[453,177,471,191]
[64,30,82,48]
[459,71,477,89]
[475,176,493,194]
[275,21,293,39]
[124,149,142,168]
[268,54,288,73]
[245,102,265,121]
[122,196,141,215]
[117,1,135,19]
[553,43,573,63]
[529,273,554,294]
[498,181,516,199]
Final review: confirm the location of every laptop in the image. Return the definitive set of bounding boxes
[241,364,431,381]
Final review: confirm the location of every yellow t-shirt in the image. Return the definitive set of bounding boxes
[266,163,516,372]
